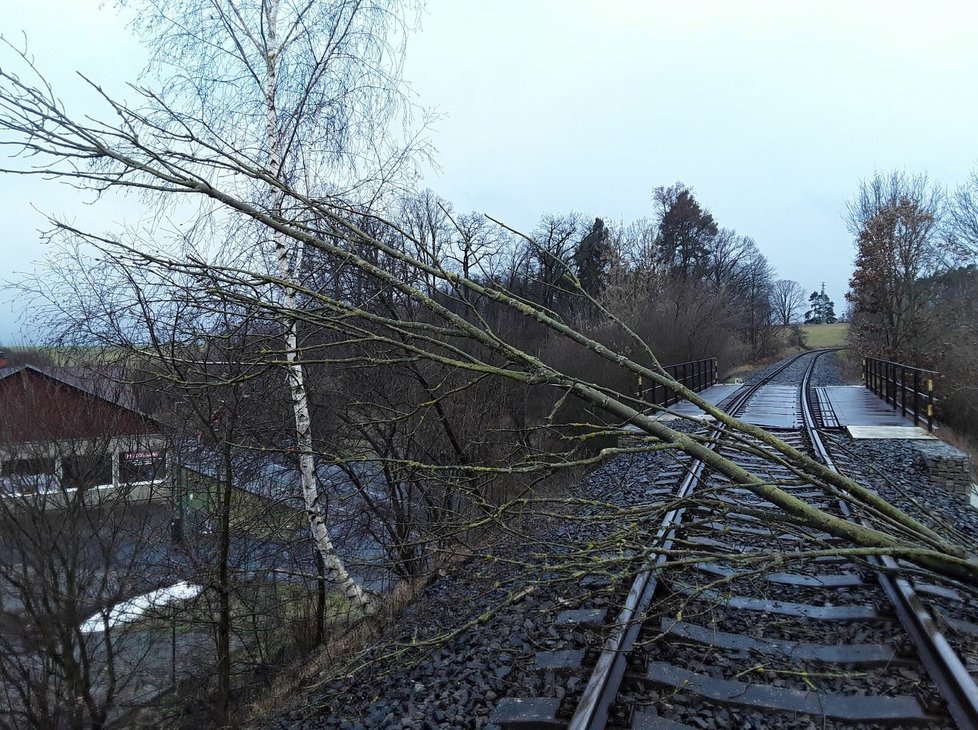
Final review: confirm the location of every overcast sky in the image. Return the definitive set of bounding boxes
[2,0,977,342]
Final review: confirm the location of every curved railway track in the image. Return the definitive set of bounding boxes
[500,350,978,730]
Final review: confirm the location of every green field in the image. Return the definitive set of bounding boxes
[800,322,849,348]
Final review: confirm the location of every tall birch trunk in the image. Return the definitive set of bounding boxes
[263,0,374,614]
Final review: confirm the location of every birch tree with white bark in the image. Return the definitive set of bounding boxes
[116,0,428,612]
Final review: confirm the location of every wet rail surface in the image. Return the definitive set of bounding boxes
[492,350,978,730]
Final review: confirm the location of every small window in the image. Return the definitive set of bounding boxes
[64,454,114,489]
[120,451,165,484]
[0,458,58,494]
[1,457,56,477]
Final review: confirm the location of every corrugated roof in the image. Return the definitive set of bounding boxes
[39,366,138,410]
[0,364,160,429]
[0,364,138,409]
[0,366,24,380]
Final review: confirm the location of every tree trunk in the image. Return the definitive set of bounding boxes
[315,551,326,645]
[262,0,373,615]
[215,447,233,726]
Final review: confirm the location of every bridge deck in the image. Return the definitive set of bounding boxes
[658,383,804,429]
[737,385,801,429]
[656,383,742,422]
[815,386,935,439]
[654,384,934,439]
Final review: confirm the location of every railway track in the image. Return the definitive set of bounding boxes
[497,350,978,730]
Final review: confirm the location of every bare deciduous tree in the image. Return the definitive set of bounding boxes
[846,171,945,360]
[736,244,778,360]
[771,279,805,326]
[947,166,978,262]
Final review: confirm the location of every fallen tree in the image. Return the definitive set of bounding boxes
[1,46,976,596]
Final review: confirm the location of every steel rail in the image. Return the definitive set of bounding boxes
[802,351,978,730]
[567,350,817,730]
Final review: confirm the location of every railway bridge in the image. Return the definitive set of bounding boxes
[276,350,978,730]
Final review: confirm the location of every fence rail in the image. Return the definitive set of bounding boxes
[863,356,938,431]
[639,357,718,407]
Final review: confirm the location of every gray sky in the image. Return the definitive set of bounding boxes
[3,0,978,342]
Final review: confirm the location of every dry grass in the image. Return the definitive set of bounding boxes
[773,324,850,354]
[831,349,864,385]
[800,322,850,348]
[723,350,790,382]
[238,561,456,727]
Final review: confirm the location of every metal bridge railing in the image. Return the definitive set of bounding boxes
[863,356,938,431]
[638,357,718,407]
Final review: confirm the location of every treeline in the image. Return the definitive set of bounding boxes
[384,181,795,372]
[846,169,978,436]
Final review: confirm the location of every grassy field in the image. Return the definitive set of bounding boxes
[800,322,849,348]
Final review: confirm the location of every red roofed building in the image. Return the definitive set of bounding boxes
[0,365,169,497]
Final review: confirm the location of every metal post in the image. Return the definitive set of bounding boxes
[888,362,892,405]
[900,365,907,417]
[172,612,177,688]
[927,377,934,432]
[913,370,920,427]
